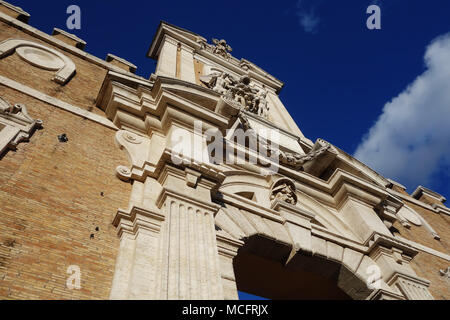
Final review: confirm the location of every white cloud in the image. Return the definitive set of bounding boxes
[296,0,321,34]
[354,33,450,195]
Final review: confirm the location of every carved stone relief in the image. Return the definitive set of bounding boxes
[212,39,232,60]
[0,39,76,84]
[270,178,297,205]
[200,71,269,119]
[198,38,233,60]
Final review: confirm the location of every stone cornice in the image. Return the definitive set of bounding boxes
[113,206,165,238]
[367,289,405,300]
[388,272,431,287]
[98,74,230,133]
[52,28,86,50]
[216,231,244,258]
[156,187,221,213]
[396,236,450,261]
[106,53,137,73]
[365,232,419,258]
[412,185,446,204]
[388,189,449,216]
[218,191,286,224]
[311,225,368,253]
[0,1,29,23]
[432,203,450,216]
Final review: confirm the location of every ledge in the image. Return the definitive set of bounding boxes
[0,75,118,130]
[106,53,137,74]
[52,28,86,50]
[411,185,446,204]
[0,1,29,23]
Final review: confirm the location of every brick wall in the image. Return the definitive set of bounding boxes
[0,81,131,300]
[393,199,450,300]
[0,20,107,117]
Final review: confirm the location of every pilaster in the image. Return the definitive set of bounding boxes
[367,233,435,300]
[216,232,244,300]
[155,165,224,299]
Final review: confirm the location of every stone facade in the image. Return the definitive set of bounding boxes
[0,2,448,300]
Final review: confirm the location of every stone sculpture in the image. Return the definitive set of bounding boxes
[200,71,270,119]
[270,179,298,205]
[212,38,232,60]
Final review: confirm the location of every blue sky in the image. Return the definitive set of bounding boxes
[8,0,450,299]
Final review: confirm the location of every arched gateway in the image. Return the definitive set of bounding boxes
[100,22,440,300]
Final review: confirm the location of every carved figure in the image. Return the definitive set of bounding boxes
[270,179,297,205]
[212,39,232,60]
[200,72,271,118]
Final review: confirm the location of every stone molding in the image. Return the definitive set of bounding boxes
[395,236,450,262]
[0,38,76,84]
[216,231,244,300]
[412,185,446,204]
[368,289,406,300]
[52,28,86,50]
[432,203,450,217]
[366,232,419,258]
[0,1,29,23]
[0,75,117,130]
[106,53,137,74]
[113,206,165,239]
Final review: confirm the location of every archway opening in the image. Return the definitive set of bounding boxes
[232,235,369,300]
